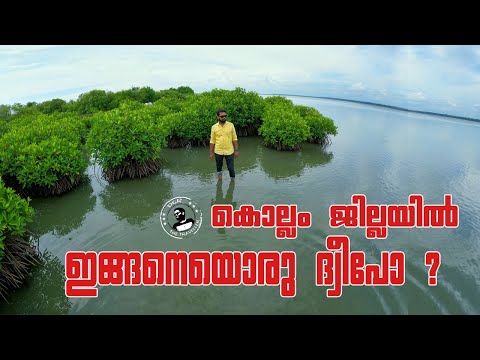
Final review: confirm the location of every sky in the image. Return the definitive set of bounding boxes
[1,45,480,119]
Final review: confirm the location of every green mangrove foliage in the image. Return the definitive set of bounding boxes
[206,88,265,136]
[0,86,195,119]
[1,87,339,162]
[113,86,157,106]
[259,97,310,151]
[86,100,169,181]
[74,86,159,115]
[0,112,89,197]
[79,111,102,134]
[0,179,38,300]
[159,112,189,148]
[0,119,8,135]
[153,88,194,113]
[166,91,222,148]
[165,87,265,147]
[75,89,117,115]
[168,107,217,148]
[294,105,338,146]
[263,95,295,107]
[0,103,42,121]
[36,98,69,114]
[148,102,174,121]
[258,96,338,151]
[0,105,13,122]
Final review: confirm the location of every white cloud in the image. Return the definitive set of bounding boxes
[351,82,366,90]
[406,91,426,101]
[6,63,42,70]
[0,45,61,55]
[447,99,457,107]
[1,45,480,118]
[431,45,447,58]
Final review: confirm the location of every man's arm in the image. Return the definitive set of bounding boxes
[233,140,239,158]
[210,126,215,160]
[232,125,239,157]
[210,143,215,160]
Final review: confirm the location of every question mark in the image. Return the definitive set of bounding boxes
[424,251,441,286]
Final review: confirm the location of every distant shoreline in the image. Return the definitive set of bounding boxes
[262,94,480,123]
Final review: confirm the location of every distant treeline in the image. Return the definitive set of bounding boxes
[265,94,480,123]
[0,86,195,121]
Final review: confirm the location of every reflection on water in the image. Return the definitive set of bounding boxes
[211,180,237,236]
[211,180,237,208]
[2,97,480,314]
[161,135,334,182]
[29,181,96,237]
[161,146,213,182]
[161,137,260,181]
[100,172,173,226]
[259,141,333,179]
[0,251,71,315]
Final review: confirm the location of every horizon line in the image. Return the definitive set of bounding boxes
[261,94,480,123]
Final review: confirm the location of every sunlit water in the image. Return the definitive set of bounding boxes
[1,97,479,315]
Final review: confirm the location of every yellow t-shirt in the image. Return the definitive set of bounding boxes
[210,121,238,155]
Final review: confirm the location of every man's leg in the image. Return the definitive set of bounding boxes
[226,153,235,180]
[215,154,224,180]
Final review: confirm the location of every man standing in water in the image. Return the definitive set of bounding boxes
[209,109,239,181]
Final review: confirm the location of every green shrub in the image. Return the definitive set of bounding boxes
[165,93,221,147]
[173,108,213,146]
[206,88,265,136]
[0,178,38,299]
[294,105,338,145]
[263,95,294,107]
[0,179,34,257]
[86,100,169,181]
[0,113,88,197]
[153,90,194,112]
[163,87,266,147]
[0,119,8,135]
[258,100,310,151]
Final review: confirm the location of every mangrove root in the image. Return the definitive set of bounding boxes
[0,234,40,301]
[2,174,85,198]
[263,141,301,151]
[103,157,163,182]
